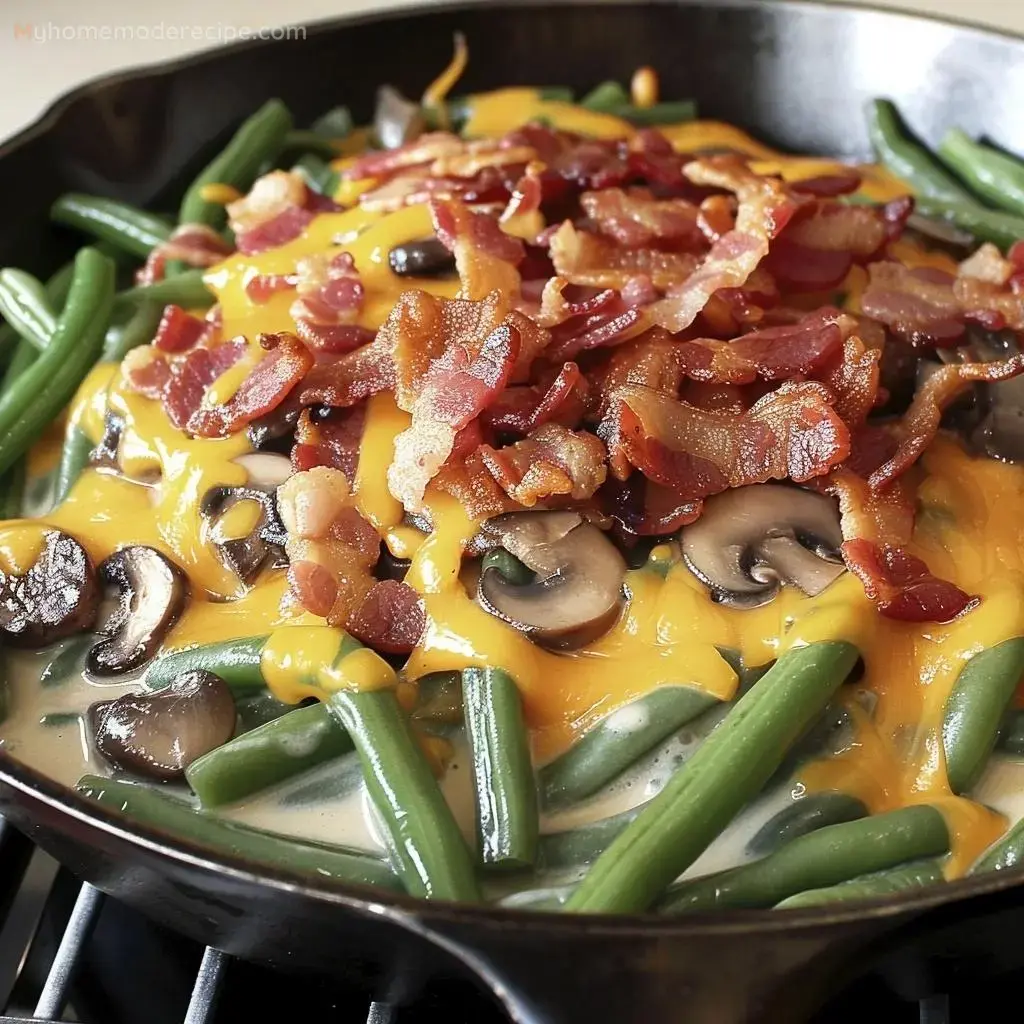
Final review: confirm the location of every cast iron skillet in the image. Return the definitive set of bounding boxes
[3,2,1024,1020]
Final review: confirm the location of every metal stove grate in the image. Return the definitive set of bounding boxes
[0,813,967,1024]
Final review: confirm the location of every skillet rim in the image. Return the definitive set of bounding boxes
[3,0,1024,934]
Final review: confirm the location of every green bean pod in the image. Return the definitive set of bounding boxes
[540,804,645,870]
[0,248,115,477]
[567,641,859,913]
[282,130,340,159]
[145,636,268,693]
[938,128,1024,217]
[52,427,93,507]
[329,687,481,902]
[40,634,94,688]
[235,690,293,731]
[77,774,401,891]
[616,100,697,125]
[581,81,630,111]
[102,299,163,362]
[0,461,25,519]
[51,194,172,258]
[186,702,353,808]
[776,858,945,909]
[116,270,214,311]
[462,667,539,870]
[971,817,1024,873]
[310,106,354,139]
[540,685,722,810]
[292,154,340,197]
[0,337,37,394]
[943,638,1024,794]
[0,269,58,350]
[997,707,1024,756]
[179,99,293,229]
[746,792,869,856]
[913,195,1024,251]
[660,805,948,914]
[866,99,973,203]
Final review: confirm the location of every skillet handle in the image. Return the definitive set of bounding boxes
[411,911,890,1024]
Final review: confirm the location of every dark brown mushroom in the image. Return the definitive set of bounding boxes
[374,85,424,150]
[388,238,456,277]
[680,485,845,608]
[88,670,235,780]
[89,412,125,470]
[476,510,627,651]
[87,547,189,677]
[905,212,975,254]
[247,401,300,452]
[0,530,99,647]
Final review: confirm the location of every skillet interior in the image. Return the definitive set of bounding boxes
[5,2,1024,1020]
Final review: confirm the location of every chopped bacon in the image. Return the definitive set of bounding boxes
[959,243,1014,286]
[123,347,172,399]
[291,252,364,325]
[347,580,425,655]
[483,362,588,434]
[788,170,863,197]
[821,333,881,427]
[549,221,701,291]
[648,157,798,333]
[291,406,366,481]
[188,333,314,438]
[137,224,233,285]
[601,472,703,537]
[580,188,704,249]
[536,278,646,361]
[430,199,523,300]
[343,132,465,180]
[479,423,608,506]
[593,328,686,415]
[294,322,376,354]
[227,171,339,255]
[245,273,297,304]
[868,354,1024,490]
[298,339,395,408]
[358,166,511,213]
[502,161,545,220]
[601,380,850,497]
[152,305,208,353]
[236,206,316,256]
[432,450,519,520]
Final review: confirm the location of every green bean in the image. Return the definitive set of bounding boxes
[0,269,58,350]
[616,100,697,126]
[279,753,366,807]
[499,886,572,911]
[866,99,973,203]
[310,106,354,139]
[186,702,353,808]
[537,87,575,102]
[462,667,538,870]
[943,638,1024,794]
[0,248,115,477]
[236,690,293,731]
[566,641,859,913]
[938,128,1024,217]
[997,707,1024,756]
[412,671,463,723]
[0,460,25,519]
[581,81,629,111]
[1,337,37,394]
[51,194,172,258]
[145,636,268,693]
[39,634,94,688]
[660,805,947,914]
[540,685,721,810]
[329,686,480,902]
[776,858,945,908]
[912,194,1024,251]
[746,792,868,856]
[292,154,340,196]
[116,270,214,311]
[77,774,401,890]
[52,427,93,507]
[102,299,163,362]
[282,130,339,159]
[179,99,293,229]
[540,804,645,869]
[971,817,1024,873]
[481,548,532,585]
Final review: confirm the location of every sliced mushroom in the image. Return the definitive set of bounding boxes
[86,546,188,677]
[0,530,99,647]
[388,238,456,277]
[247,402,300,452]
[89,412,125,471]
[680,485,845,608]
[88,669,235,780]
[476,510,626,650]
[375,85,425,150]
[905,212,975,254]
[235,452,292,490]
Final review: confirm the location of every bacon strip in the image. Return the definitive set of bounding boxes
[430,199,523,301]
[484,362,588,434]
[581,187,704,249]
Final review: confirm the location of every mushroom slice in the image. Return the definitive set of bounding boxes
[86,547,188,677]
[388,238,456,278]
[235,452,292,490]
[201,476,287,582]
[476,510,627,651]
[0,530,99,647]
[88,669,235,780]
[680,485,845,608]
[374,85,425,150]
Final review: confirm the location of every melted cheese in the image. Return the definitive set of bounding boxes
[461,88,634,139]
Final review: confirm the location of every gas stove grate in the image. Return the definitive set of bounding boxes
[0,813,960,1023]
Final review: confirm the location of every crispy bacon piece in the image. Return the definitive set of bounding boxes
[122,347,172,399]
[960,243,1014,286]
[347,580,425,655]
[343,132,465,180]
[298,339,396,408]
[549,221,701,291]
[432,449,519,520]
[601,472,703,537]
[593,328,685,415]
[430,199,523,301]
[188,333,314,438]
[227,171,339,255]
[291,406,366,480]
[479,424,607,506]
[648,157,798,333]
[535,278,645,362]
[358,166,511,213]
[137,224,234,285]
[484,362,588,434]
[601,380,850,497]
[868,354,1024,490]
[245,273,297,304]
[580,187,704,249]
[152,305,208,353]
[288,252,372,354]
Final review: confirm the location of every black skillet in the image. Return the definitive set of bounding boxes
[3,2,1024,1020]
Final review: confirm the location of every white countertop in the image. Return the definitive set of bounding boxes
[2,0,1024,141]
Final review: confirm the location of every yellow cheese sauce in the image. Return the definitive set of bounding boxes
[2,88,1023,894]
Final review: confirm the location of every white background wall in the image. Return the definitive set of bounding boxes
[1,0,1023,140]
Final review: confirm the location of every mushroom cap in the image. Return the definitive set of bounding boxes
[87,546,188,677]
[88,669,235,780]
[0,530,99,647]
[374,85,425,150]
[476,510,626,650]
[680,484,845,609]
